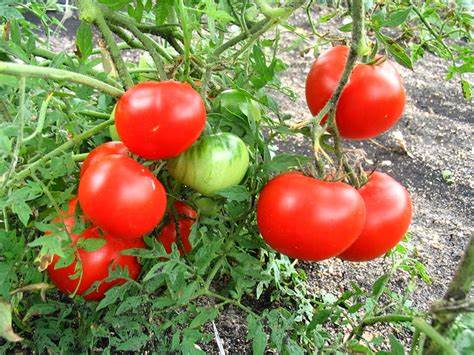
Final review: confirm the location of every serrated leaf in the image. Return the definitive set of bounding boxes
[0,299,22,342]
[461,79,472,100]
[76,22,93,60]
[383,7,412,27]
[389,334,405,355]
[308,309,332,330]
[372,274,389,297]
[189,307,218,328]
[154,0,174,25]
[96,284,125,310]
[76,237,106,252]
[216,185,251,202]
[263,154,310,175]
[376,31,413,70]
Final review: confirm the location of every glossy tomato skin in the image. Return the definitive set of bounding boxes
[80,141,129,177]
[256,172,366,261]
[79,155,167,239]
[115,81,206,159]
[339,172,412,261]
[168,133,249,196]
[305,45,406,139]
[157,201,197,254]
[47,228,144,300]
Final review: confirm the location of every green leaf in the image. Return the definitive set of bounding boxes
[76,237,106,252]
[375,31,413,70]
[189,307,218,328]
[216,185,251,202]
[11,200,31,226]
[0,299,22,342]
[76,22,93,60]
[154,0,174,25]
[461,79,472,100]
[389,334,405,355]
[308,309,332,330]
[247,315,267,355]
[372,274,389,297]
[0,0,22,19]
[383,7,412,27]
[96,284,126,310]
[263,154,310,175]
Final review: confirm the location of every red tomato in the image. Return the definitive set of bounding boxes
[80,141,129,177]
[157,201,197,254]
[47,227,144,300]
[115,81,207,160]
[305,45,406,139]
[339,172,412,261]
[256,172,366,261]
[78,155,167,239]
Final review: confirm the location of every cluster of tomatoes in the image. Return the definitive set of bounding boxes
[46,46,412,300]
[256,46,412,262]
[47,82,250,300]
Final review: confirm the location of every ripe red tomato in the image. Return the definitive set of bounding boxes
[115,81,207,159]
[80,141,129,177]
[79,155,167,239]
[157,201,197,254]
[305,45,406,139]
[256,172,366,261]
[339,172,412,261]
[47,227,144,300]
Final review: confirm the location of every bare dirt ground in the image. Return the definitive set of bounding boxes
[32,7,473,352]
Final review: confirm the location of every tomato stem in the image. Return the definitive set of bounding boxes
[424,236,474,353]
[6,119,114,187]
[0,61,124,97]
[88,6,134,90]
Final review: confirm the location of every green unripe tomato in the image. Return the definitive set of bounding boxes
[168,133,249,196]
[193,196,221,216]
[217,89,261,121]
[109,105,120,141]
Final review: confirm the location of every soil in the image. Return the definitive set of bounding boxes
[28,5,473,353]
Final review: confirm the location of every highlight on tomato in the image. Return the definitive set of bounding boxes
[79,141,129,177]
[157,201,197,255]
[78,155,167,239]
[339,171,412,262]
[115,81,207,160]
[168,132,249,196]
[256,172,366,261]
[305,45,406,139]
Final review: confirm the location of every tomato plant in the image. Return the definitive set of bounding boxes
[157,201,197,254]
[79,155,167,239]
[115,81,207,159]
[0,0,472,353]
[257,172,366,261]
[168,133,250,196]
[339,171,412,261]
[305,45,406,139]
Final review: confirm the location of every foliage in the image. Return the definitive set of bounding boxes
[0,0,472,353]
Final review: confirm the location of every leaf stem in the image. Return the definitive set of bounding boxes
[413,318,457,355]
[205,290,257,317]
[92,12,134,89]
[5,119,114,187]
[0,61,124,97]
[0,77,26,192]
